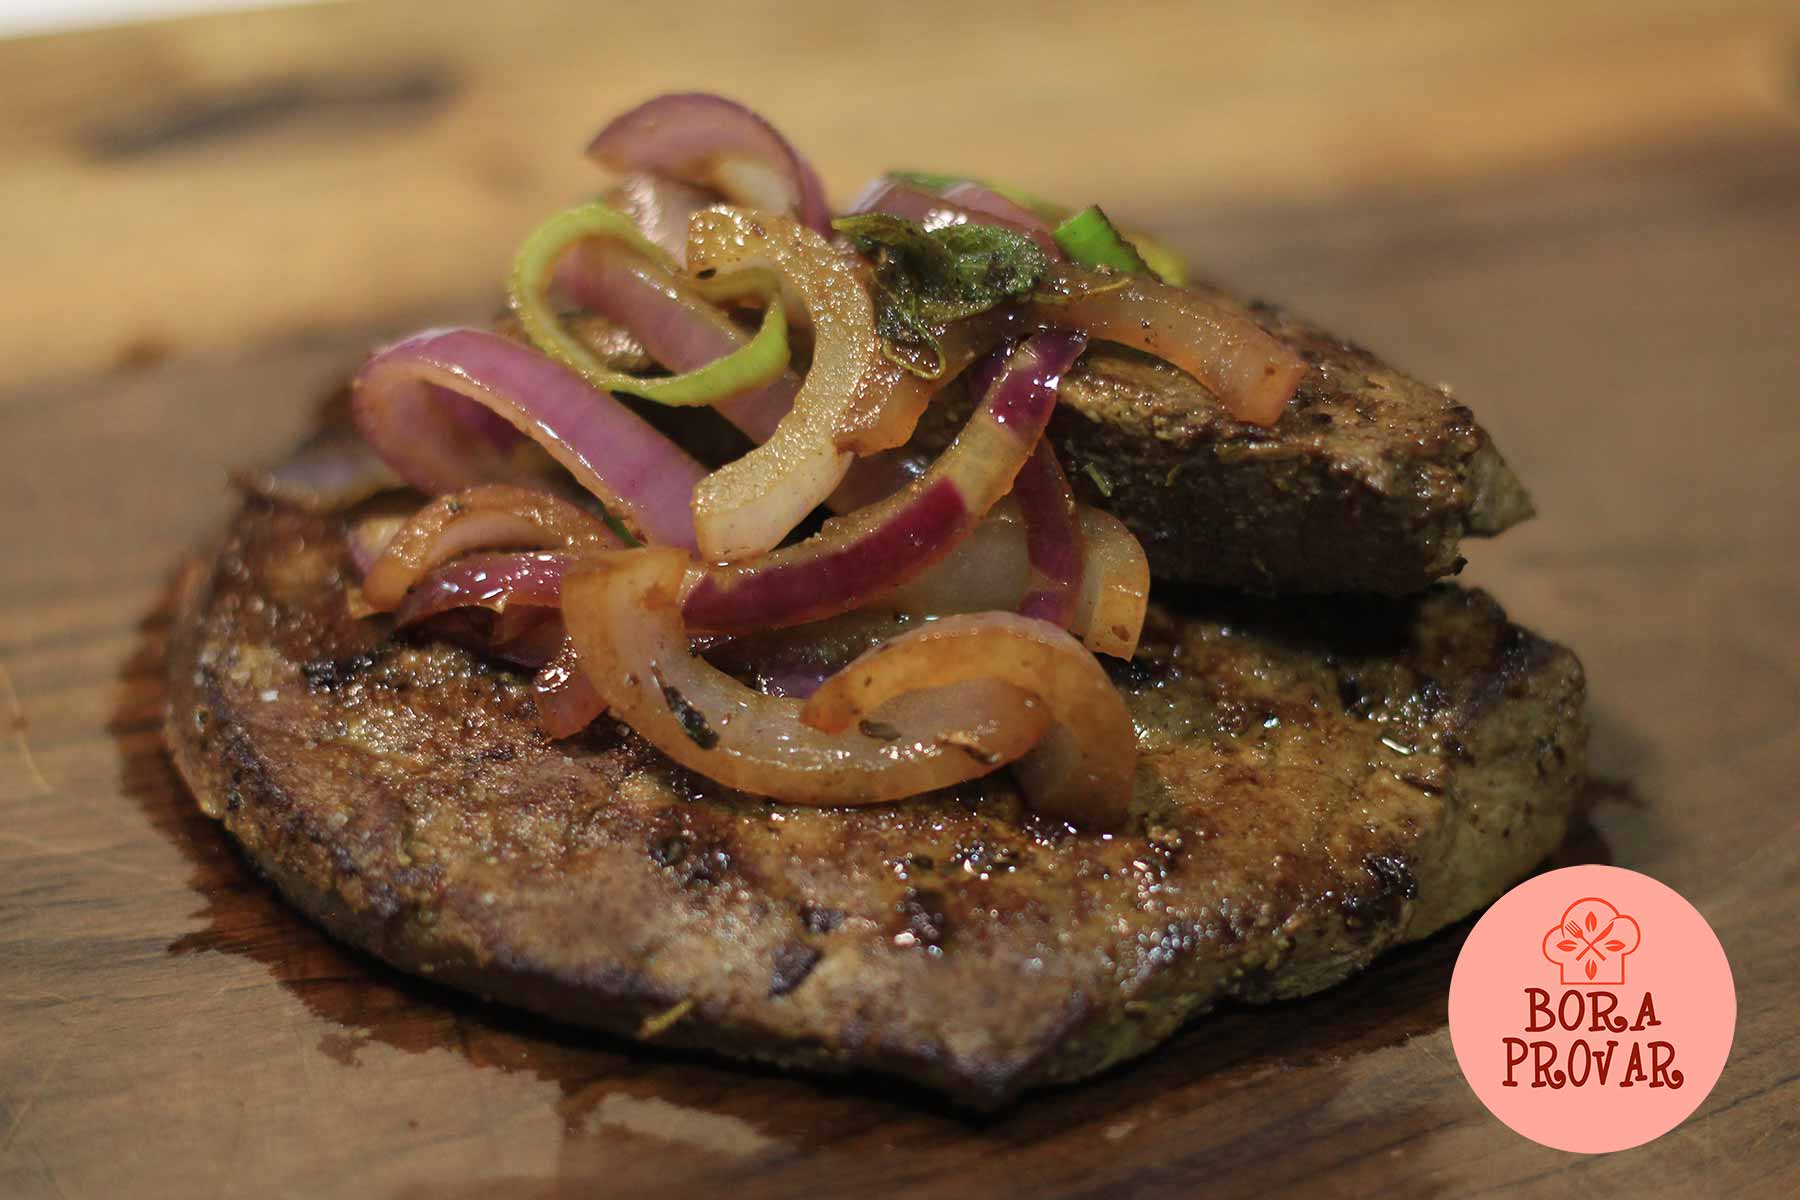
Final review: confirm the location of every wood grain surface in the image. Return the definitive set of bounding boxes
[3,1,1798,1195]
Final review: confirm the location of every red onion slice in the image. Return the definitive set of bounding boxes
[443,395,523,450]
[234,425,403,514]
[359,484,620,612]
[587,93,831,236]
[391,551,568,628]
[351,328,706,549]
[606,172,715,264]
[395,556,609,739]
[848,177,959,226]
[562,547,1051,805]
[940,181,1061,248]
[801,611,1136,829]
[681,331,1087,634]
[1011,443,1084,627]
[379,546,607,737]
[648,210,1017,479]
[885,343,1083,630]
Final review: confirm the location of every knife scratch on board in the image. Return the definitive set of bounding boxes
[0,661,53,798]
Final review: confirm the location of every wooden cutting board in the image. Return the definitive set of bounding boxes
[3,2,1797,1195]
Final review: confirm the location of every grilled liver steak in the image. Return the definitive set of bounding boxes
[166,503,1583,1107]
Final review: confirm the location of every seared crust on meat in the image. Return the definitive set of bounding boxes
[913,288,1535,594]
[165,504,1583,1107]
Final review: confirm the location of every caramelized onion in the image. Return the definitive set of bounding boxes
[837,309,1021,456]
[360,485,619,613]
[562,548,1052,804]
[683,209,882,559]
[1071,507,1153,659]
[681,331,1087,633]
[403,600,603,736]
[1032,268,1305,426]
[878,501,1149,658]
[801,612,1136,828]
[346,509,408,577]
[534,637,608,738]
[351,328,706,548]
[328,94,1296,813]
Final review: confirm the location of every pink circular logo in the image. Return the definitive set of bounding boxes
[1449,865,1735,1153]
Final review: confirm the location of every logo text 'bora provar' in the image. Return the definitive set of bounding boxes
[1502,988,1683,1089]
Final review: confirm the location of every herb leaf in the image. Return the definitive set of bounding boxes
[833,212,1051,377]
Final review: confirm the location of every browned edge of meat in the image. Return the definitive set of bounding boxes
[908,289,1535,594]
[164,504,1584,1108]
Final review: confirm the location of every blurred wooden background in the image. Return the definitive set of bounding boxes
[3,1,1798,1196]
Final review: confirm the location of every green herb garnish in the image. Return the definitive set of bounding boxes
[886,171,1189,284]
[832,212,1051,377]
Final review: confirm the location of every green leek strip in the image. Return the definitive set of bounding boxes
[1124,232,1189,287]
[508,202,789,407]
[1052,206,1154,275]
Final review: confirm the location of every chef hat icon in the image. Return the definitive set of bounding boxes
[1542,897,1642,985]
